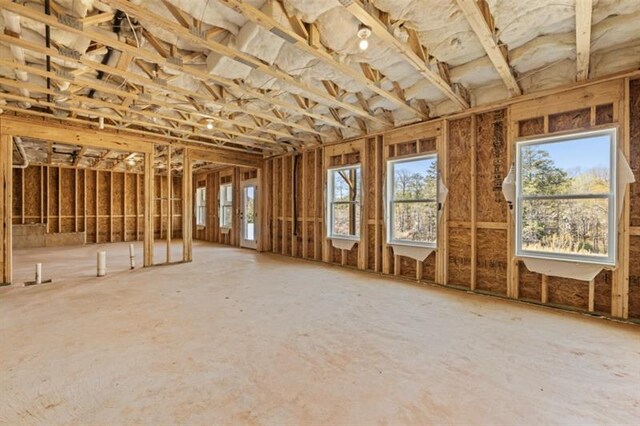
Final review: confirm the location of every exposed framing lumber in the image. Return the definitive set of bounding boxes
[454,0,521,97]
[103,0,385,127]
[218,0,426,120]
[575,0,593,82]
[143,151,155,267]
[341,0,469,109]
[0,134,12,284]
[0,1,346,135]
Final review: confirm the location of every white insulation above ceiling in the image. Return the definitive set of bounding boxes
[0,0,639,150]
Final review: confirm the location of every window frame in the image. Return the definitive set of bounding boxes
[386,153,439,248]
[195,186,207,227]
[515,127,617,266]
[219,182,233,229]
[326,164,362,241]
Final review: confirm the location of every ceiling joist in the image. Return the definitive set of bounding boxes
[340,0,470,109]
[454,0,522,97]
[217,0,427,120]
[575,0,593,82]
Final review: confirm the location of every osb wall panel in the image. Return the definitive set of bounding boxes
[546,276,588,311]
[125,174,136,216]
[630,79,640,228]
[422,252,436,282]
[76,171,85,232]
[447,117,472,222]
[548,108,590,133]
[476,110,508,223]
[24,166,41,222]
[112,173,124,218]
[628,236,640,319]
[97,172,109,217]
[12,170,21,222]
[593,270,612,315]
[476,229,507,295]
[518,117,544,137]
[48,168,58,233]
[13,165,160,245]
[448,227,471,288]
[519,265,541,301]
[399,255,417,279]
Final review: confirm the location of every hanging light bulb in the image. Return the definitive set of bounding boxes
[206,120,214,130]
[127,157,136,166]
[357,23,372,51]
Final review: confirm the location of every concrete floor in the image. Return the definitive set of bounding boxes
[1,242,639,424]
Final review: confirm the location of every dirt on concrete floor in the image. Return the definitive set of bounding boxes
[1,241,639,424]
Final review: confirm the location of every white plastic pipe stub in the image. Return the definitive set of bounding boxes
[129,244,135,270]
[35,263,42,285]
[97,251,107,277]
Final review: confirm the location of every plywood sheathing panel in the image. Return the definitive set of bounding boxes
[518,264,542,302]
[11,169,21,224]
[476,229,508,295]
[546,276,589,311]
[77,170,85,233]
[421,252,437,283]
[593,270,613,314]
[548,108,591,133]
[628,236,640,319]
[24,166,41,223]
[448,227,471,288]
[448,117,472,222]
[595,103,614,125]
[476,110,508,223]
[630,79,640,228]
[518,117,544,137]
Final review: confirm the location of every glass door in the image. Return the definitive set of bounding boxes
[240,180,258,249]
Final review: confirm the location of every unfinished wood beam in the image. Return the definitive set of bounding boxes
[455,0,521,96]
[218,0,426,119]
[342,0,469,109]
[575,0,593,81]
[104,0,387,127]
[160,0,191,28]
[182,149,193,262]
[143,151,154,266]
[0,134,12,284]
[73,146,87,166]
[0,2,346,132]
[81,12,115,26]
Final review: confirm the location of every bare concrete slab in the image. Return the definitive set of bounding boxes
[1,242,638,424]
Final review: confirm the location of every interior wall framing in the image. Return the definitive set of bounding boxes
[193,166,258,248]
[262,76,640,321]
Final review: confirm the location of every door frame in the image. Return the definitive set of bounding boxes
[240,178,259,249]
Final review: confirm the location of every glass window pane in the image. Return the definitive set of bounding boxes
[393,157,437,200]
[521,198,609,257]
[520,135,611,196]
[332,203,360,237]
[333,168,361,202]
[221,205,232,228]
[392,201,437,243]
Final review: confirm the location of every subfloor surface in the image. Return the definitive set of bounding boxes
[1,241,639,424]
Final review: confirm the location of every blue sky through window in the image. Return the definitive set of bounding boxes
[523,135,611,176]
